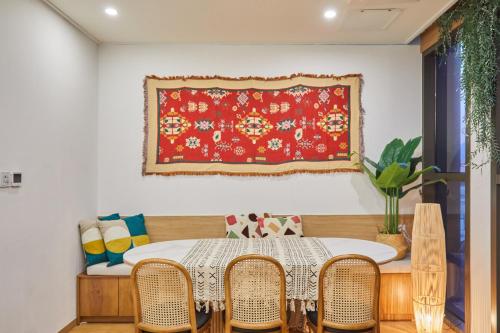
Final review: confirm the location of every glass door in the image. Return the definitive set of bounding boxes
[422,43,468,331]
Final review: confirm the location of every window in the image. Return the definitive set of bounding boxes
[423,43,468,331]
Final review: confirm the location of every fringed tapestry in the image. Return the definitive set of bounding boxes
[143,74,362,176]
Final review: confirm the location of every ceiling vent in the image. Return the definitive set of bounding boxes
[341,8,402,31]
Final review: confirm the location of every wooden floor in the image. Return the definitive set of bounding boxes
[69,322,455,333]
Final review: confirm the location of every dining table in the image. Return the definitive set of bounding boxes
[124,236,397,314]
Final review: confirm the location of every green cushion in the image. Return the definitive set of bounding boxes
[123,214,150,247]
[98,213,121,221]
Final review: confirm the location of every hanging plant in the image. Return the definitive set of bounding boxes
[439,0,500,166]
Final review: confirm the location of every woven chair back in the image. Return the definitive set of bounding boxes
[318,255,380,332]
[131,259,197,332]
[224,255,287,332]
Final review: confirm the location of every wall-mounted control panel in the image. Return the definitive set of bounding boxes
[0,172,22,188]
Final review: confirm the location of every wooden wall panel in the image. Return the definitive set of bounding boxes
[145,216,226,242]
[144,214,414,242]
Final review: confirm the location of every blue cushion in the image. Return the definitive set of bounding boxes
[123,214,150,247]
[98,213,120,221]
[195,310,211,329]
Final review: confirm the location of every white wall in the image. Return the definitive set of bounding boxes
[98,44,422,216]
[0,1,97,332]
[469,148,492,332]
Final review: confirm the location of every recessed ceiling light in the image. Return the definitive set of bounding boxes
[104,7,118,17]
[324,9,337,20]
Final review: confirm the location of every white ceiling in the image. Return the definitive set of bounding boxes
[45,0,457,44]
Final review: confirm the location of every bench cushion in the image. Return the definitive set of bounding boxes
[86,262,132,275]
[378,255,411,273]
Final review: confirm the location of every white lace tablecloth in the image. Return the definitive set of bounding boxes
[124,237,396,312]
[181,237,331,312]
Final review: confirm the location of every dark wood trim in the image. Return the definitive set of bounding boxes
[425,173,466,182]
[58,319,77,333]
[420,20,462,54]
[422,50,437,202]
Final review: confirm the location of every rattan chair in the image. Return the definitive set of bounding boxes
[306,255,380,333]
[131,259,211,333]
[224,254,288,333]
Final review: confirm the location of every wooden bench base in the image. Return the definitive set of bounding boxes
[77,274,134,325]
[77,271,413,325]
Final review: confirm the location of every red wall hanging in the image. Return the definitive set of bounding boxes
[143,74,362,176]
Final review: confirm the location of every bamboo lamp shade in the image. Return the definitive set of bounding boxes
[411,203,447,333]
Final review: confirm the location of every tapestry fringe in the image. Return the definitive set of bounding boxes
[145,72,362,83]
[142,77,149,176]
[196,298,316,314]
[358,77,366,166]
[142,168,362,177]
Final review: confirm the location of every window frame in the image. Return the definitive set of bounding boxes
[422,43,470,333]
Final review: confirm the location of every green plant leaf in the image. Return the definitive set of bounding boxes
[378,139,404,170]
[363,157,383,173]
[409,156,422,176]
[397,136,422,163]
[359,163,386,196]
[402,165,440,186]
[375,162,410,189]
[400,179,447,198]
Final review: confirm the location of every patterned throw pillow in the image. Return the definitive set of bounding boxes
[123,214,150,247]
[225,213,270,239]
[98,219,133,266]
[79,219,107,266]
[257,215,304,238]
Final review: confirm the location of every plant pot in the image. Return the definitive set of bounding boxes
[376,233,408,260]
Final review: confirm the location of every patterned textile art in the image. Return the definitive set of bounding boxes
[180,237,332,312]
[143,74,362,176]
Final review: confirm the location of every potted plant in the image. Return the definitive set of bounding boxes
[358,136,445,260]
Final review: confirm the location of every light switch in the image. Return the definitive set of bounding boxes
[0,172,10,188]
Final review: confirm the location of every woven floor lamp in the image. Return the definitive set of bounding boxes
[411,203,447,333]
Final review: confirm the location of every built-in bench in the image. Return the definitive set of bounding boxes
[77,215,413,325]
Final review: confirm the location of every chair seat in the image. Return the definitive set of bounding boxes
[232,327,282,333]
[144,310,211,333]
[222,310,289,333]
[306,311,373,333]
